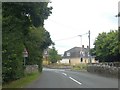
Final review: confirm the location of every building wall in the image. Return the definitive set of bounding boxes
[43,59,49,65]
[60,59,69,64]
[70,57,97,65]
[70,58,80,65]
[82,58,97,63]
[42,56,49,65]
[81,58,89,63]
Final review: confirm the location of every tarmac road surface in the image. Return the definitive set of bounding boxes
[25,68,118,88]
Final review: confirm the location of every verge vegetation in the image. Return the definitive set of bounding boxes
[3,72,40,88]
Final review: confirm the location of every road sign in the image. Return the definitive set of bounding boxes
[23,48,28,57]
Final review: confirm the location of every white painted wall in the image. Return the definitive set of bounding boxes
[60,59,69,64]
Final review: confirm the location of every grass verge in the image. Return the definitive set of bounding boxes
[72,64,87,71]
[3,72,40,88]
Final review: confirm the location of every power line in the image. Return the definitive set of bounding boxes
[54,33,88,42]
[48,19,79,31]
[54,35,78,41]
[47,19,90,42]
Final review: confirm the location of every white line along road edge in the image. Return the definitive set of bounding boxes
[69,77,82,85]
[62,73,67,76]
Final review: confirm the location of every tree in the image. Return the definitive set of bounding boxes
[2,2,53,83]
[92,30,119,62]
[25,27,52,71]
[48,46,60,63]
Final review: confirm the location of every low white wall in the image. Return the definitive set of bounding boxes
[60,59,69,64]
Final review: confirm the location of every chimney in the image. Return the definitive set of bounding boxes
[82,45,84,48]
[87,45,89,49]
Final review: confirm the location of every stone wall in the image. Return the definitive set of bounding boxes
[87,62,120,78]
[25,65,38,74]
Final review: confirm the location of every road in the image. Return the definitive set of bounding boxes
[25,68,118,88]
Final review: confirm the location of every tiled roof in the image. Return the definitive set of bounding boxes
[63,47,89,58]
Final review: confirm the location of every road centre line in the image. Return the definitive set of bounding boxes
[69,77,82,85]
[62,73,67,76]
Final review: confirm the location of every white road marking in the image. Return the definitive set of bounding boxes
[62,73,67,76]
[69,77,82,85]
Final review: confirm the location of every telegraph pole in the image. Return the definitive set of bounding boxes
[78,35,82,60]
[88,30,91,63]
[78,32,91,63]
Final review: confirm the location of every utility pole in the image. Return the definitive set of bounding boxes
[88,30,91,63]
[78,35,82,61]
[78,32,91,63]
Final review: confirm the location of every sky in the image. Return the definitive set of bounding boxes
[44,0,119,55]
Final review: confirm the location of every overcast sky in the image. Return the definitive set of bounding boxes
[44,0,119,54]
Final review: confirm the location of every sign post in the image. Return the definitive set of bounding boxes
[23,48,28,66]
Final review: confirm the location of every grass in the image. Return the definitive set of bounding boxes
[3,72,40,88]
[44,63,72,69]
[72,64,87,71]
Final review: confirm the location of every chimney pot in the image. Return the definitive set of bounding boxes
[82,45,84,48]
[87,46,89,48]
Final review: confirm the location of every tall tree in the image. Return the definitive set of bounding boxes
[25,27,52,71]
[92,30,119,62]
[2,2,53,83]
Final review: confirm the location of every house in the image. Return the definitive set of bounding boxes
[59,58,70,64]
[43,48,63,65]
[61,45,98,65]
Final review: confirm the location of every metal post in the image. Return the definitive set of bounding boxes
[88,30,91,63]
[23,48,28,66]
[24,57,25,66]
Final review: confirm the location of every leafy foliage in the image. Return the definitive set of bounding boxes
[48,46,61,63]
[25,27,52,71]
[2,13,26,82]
[91,30,119,62]
[2,2,52,83]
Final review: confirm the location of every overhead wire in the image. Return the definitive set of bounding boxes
[54,33,88,42]
[47,19,89,42]
[54,36,78,41]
